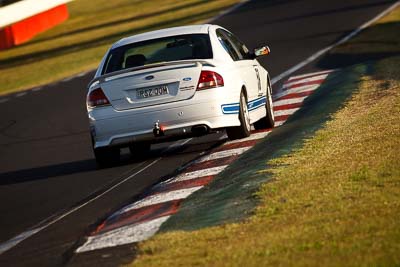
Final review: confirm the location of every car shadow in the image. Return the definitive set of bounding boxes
[0,159,98,185]
[0,135,224,186]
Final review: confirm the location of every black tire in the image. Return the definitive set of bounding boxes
[254,80,275,130]
[93,146,120,167]
[129,142,151,159]
[226,90,251,140]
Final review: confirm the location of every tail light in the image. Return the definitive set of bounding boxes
[197,71,224,90]
[87,88,110,108]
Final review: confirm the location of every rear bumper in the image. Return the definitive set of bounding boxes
[89,94,240,148]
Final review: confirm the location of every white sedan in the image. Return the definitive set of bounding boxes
[87,24,274,166]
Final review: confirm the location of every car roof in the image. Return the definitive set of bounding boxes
[112,24,213,49]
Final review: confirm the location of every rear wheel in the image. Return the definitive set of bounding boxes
[129,142,151,159]
[94,147,120,167]
[254,80,274,130]
[226,91,251,140]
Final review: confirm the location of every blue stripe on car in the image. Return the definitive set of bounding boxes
[248,96,266,111]
[221,103,240,114]
[222,96,266,114]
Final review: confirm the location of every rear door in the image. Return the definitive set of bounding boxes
[216,29,260,101]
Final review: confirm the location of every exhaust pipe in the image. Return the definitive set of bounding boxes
[191,125,208,136]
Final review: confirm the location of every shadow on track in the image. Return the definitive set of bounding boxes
[317,20,400,69]
[0,137,223,185]
[0,159,98,185]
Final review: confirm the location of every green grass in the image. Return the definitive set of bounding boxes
[127,6,400,267]
[0,0,241,95]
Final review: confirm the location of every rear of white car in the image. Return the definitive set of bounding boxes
[87,24,274,166]
[89,62,243,141]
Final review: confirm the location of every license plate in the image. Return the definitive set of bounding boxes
[136,85,169,99]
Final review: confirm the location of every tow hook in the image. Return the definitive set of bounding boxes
[153,120,164,137]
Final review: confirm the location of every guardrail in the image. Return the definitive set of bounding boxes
[0,0,73,28]
[0,0,74,49]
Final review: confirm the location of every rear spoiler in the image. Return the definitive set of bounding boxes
[88,60,215,89]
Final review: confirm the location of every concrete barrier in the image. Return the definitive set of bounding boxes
[0,0,74,50]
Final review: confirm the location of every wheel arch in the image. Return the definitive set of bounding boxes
[267,74,271,88]
[240,84,248,100]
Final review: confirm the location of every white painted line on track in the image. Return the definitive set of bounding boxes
[208,0,251,23]
[117,186,203,214]
[271,1,400,85]
[32,87,42,92]
[219,133,228,140]
[62,76,74,82]
[165,165,228,184]
[163,138,192,153]
[273,85,319,101]
[274,120,285,127]
[285,84,320,94]
[273,96,308,107]
[197,147,251,163]
[287,70,336,81]
[283,74,328,89]
[225,131,271,144]
[0,158,161,255]
[0,98,9,103]
[77,72,88,77]
[0,227,45,255]
[274,108,300,117]
[15,92,27,97]
[76,216,171,253]
[241,130,270,141]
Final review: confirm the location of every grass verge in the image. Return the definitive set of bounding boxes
[0,0,241,96]
[127,6,400,267]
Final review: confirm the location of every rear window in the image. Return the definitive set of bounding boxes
[102,34,213,75]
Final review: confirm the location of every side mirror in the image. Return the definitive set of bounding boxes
[254,46,271,57]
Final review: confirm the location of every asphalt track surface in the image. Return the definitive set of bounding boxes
[0,0,396,266]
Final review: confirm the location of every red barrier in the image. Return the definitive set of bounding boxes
[0,4,68,50]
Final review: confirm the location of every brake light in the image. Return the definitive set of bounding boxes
[197,71,224,90]
[87,88,110,108]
